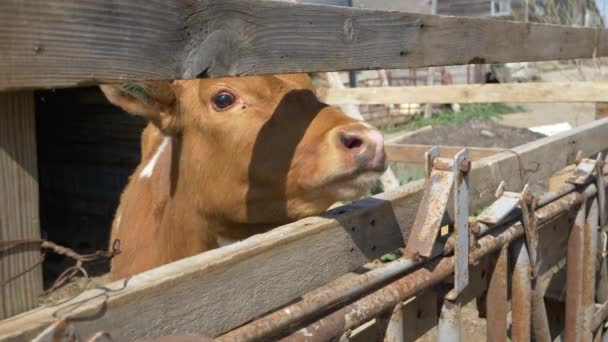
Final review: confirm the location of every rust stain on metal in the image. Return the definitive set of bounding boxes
[486,245,508,342]
[405,168,453,258]
[512,241,531,342]
[438,299,461,341]
[531,282,552,342]
[282,258,455,342]
[459,159,471,172]
[432,158,453,171]
[384,303,404,342]
[581,199,599,341]
[565,203,586,342]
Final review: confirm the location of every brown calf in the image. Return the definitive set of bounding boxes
[101,74,386,280]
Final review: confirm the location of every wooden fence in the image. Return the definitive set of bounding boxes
[2,0,608,341]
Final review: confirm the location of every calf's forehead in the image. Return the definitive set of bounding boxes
[178,73,313,99]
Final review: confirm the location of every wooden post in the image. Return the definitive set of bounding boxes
[0,91,42,319]
[596,102,608,120]
[424,0,438,119]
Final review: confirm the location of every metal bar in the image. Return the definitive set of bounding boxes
[486,245,508,342]
[520,186,539,277]
[593,300,608,331]
[217,256,423,342]
[475,165,608,237]
[448,149,469,299]
[384,302,404,342]
[595,155,606,226]
[405,157,453,258]
[512,240,531,342]
[437,299,461,342]
[583,199,600,341]
[531,280,551,342]
[565,201,587,342]
[599,253,608,308]
[233,178,608,342]
[281,257,456,342]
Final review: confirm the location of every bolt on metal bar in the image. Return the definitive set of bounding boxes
[512,240,532,342]
[486,244,508,342]
[565,201,587,342]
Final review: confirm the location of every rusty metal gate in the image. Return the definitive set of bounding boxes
[208,148,608,342]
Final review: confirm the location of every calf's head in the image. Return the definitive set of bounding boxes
[101,74,386,237]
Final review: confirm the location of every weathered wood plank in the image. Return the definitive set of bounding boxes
[385,143,503,164]
[2,1,608,90]
[2,119,608,341]
[0,92,42,319]
[319,82,608,105]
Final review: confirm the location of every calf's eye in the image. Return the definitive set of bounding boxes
[213,91,236,110]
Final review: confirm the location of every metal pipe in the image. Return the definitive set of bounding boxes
[512,240,531,342]
[594,300,608,331]
[226,177,608,342]
[583,199,600,341]
[486,245,508,342]
[475,170,607,237]
[281,257,455,342]
[217,256,424,342]
[565,202,587,342]
[437,299,461,342]
[383,302,404,342]
[531,279,551,342]
[282,186,593,342]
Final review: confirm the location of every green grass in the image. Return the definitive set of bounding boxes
[384,103,525,135]
[537,64,576,73]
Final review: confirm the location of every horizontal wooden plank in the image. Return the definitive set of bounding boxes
[385,143,503,164]
[2,1,608,90]
[2,119,608,341]
[319,82,608,105]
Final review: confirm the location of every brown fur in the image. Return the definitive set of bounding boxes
[101,74,386,280]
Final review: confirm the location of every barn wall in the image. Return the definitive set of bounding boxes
[35,87,145,283]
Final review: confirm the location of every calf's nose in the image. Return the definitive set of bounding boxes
[338,125,386,171]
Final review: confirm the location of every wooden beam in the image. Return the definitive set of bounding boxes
[0,92,42,319]
[2,119,608,341]
[2,1,608,90]
[385,143,503,164]
[319,82,608,105]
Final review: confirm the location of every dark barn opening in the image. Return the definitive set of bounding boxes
[34,87,145,286]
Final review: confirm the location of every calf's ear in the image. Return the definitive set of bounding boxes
[100,81,179,134]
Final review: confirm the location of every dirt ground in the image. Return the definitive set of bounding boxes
[397,118,546,148]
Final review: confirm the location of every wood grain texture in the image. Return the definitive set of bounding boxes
[319,82,608,105]
[385,143,502,164]
[0,92,42,319]
[469,118,608,208]
[2,0,608,90]
[2,119,608,340]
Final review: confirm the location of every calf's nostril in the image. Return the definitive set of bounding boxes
[340,132,364,150]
